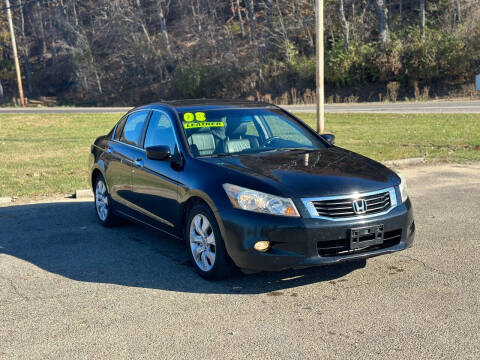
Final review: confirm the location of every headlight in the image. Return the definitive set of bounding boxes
[223,183,300,217]
[397,173,408,203]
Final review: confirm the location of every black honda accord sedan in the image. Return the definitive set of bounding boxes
[89,100,415,279]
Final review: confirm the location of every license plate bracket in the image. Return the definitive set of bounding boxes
[350,225,384,250]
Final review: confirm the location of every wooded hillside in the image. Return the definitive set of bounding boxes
[1,0,479,105]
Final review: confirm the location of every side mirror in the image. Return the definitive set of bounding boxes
[321,133,335,145]
[170,147,185,170]
[146,146,171,161]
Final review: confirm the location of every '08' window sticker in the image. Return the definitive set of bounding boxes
[182,112,224,129]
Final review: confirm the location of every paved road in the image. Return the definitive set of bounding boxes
[1,100,480,114]
[1,163,479,359]
[287,100,480,113]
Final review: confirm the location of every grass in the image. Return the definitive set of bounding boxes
[298,113,480,162]
[0,113,479,198]
[0,114,118,198]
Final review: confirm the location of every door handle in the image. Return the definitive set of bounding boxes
[134,158,144,168]
[107,146,114,154]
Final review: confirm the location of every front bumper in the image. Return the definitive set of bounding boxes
[217,198,415,272]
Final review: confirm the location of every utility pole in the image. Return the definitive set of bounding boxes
[315,0,324,133]
[5,0,25,107]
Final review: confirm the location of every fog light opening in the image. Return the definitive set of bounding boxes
[254,241,270,252]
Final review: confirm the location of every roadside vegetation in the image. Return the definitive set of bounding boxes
[0,113,479,198]
[0,1,479,106]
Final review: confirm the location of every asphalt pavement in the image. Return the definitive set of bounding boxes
[1,162,479,359]
[287,100,480,113]
[1,100,480,114]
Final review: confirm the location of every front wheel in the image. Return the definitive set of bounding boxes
[94,174,120,227]
[186,203,233,280]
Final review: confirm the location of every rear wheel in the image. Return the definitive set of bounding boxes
[94,174,120,227]
[186,203,233,280]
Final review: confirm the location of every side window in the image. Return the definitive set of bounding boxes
[114,117,127,140]
[245,120,260,137]
[144,112,176,151]
[120,111,149,147]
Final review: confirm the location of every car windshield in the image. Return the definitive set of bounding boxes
[179,108,327,157]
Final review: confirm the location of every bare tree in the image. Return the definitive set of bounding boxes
[339,0,350,50]
[455,0,462,23]
[190,0,202,33]
[16,0,33,95]
[246,0,258,50]
[234,0,246,38]
[34,1,48,55]
[0,0,479,105]
[419,0,426,37]
[263,0,274,51]
[372,0,389,48]
[157,0,174,64]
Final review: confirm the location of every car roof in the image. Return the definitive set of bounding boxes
[132,99,279,113]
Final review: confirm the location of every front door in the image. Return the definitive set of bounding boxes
[131,111,181,234]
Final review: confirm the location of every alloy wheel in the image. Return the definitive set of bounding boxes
[189,214,216,272]
[95,180,109,221]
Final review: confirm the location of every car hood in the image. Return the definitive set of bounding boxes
[201,148,399,198]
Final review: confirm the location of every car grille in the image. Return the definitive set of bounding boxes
[309,190,392,219]
[317,229,402,257]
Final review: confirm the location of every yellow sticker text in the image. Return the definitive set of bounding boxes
[183,122,224,129]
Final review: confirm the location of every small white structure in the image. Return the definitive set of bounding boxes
[476,74,480,91]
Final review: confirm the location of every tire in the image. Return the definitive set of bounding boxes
[186,203,233,280]
[93,173,120,227]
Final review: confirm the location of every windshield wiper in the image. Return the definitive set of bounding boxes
[203,147,314,158]
[259,147,312,153]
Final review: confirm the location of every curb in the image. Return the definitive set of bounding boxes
[383,157,426,167]
[0,197,12,204]
[75,189,94,199]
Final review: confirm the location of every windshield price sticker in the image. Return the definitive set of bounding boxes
[183,112,207,122]
[184,121,224,129]
[182,112,223,128]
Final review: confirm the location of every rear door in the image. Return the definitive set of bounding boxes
[130,110,181,233]
[108,110,150,209]
[104,115,127,202]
